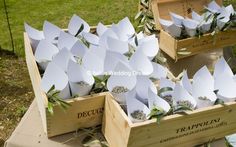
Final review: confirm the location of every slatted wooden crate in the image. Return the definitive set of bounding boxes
[102,93,236,147]
[24,27,107,137]
[151,0,236,60]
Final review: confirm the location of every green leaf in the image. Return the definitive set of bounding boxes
[135,35,138,46]
[177,51,192,55]
[47,102,54,115]
[173,104,193,114]
[135,11,143,20]
[214,98,225,105]
[158,87,173,96]
[75,24,84,37]
[47,85,55,93]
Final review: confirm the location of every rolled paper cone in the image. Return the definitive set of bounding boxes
[135,76,157,104]
[129,50,153,76]
[68,14,90,36]
[96,22,108,36]
[170,12,184,26]
[24,23,44,52]
[192,11,202,22]
[149,62,167,80]
[107,37,129,54]
[214,57,234,79]
[205,0,221,13]
[112,17,135,41]
[69,82,93,97]
[180,70,192,94]
[159,18,173,32]
[173,83,197,109]
[148,89,171,113]
[57,31,78,50]
[43,21,61,44]
[217,17,230,30]
[167,24,182,38]
[82,32,99,46]
[70,40,88,59]
[136,35,159,60]
[183,19,199,37]
[126,92,150,123]
[192,78,216,108]
[99,29,119,49]
[199,19,213,33]
[35,39,59,71]
[41,62,70,99]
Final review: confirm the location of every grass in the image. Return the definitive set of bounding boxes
[0,0,138,56]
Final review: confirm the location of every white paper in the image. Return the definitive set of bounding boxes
[51,48,75,72]
[41,62,70,99]
[193,66,214,91]
[199,18,213,33]
[70,40,88,59]
[82,32,99,46]
[159,18,173,31]
[135,76,157,104]
[192,11,202,22]
[67,60,94,96]
[173,83,197,109]
[99,29,119,49]
[107,61,137,104]
[126,92,150,123]
[68,14,90,36]
[150,62,167,80]
[107,37,129,54]
[205,1,221,13]
[180,70,192,94]
[225,4,235,15]
[129,50,153,76]
[43,21,61,44]
[148,88,170,113]
[137,35,159,59]
[217,16,230,30]
[24,23,44,51]
[159,18,182,37]
[192,77,217,108]
[215,74,236,102]
[57,31,78,50]
[96,22,108,36]
[170,12,184,26]
[82,48,105,76]
[112,17,135,41]
[104,50,129,73]
[159,78,175,99]
[35,39,59,70]
[183,19,199,37]
[214,57,233,79]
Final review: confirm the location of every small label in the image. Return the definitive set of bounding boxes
[78,107,104,119]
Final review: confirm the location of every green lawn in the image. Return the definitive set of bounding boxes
[0,0,138,56]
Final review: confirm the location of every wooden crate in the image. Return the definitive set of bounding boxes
[24,26,107,137]
[151,0,236,60]
[102,94,236,147]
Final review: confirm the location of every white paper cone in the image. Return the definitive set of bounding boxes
[170,12,184,26]
[159,18,173,31]
[104,51,129,73]
[167,24,182,37]
[51,48,75,72]
[35,39,59,70]
[107,37,129,54]
[96,22,108,36]
[82,32,99,46]
[205,1,221,13]
[43,21,61,44]
[68,14,90,36]
[148,89,170,113]
[217,17,230,30]
[173,83,197,109]
[199,18,213,33]
[137,35,159,59]
[41,62,70,99]
[126,93,150,123]
[70,40,88,59]
[57,31,78,50]
[24,23,44,52]
[180,71,192,94]
[183,19,199,37]
[192,11,202,22]
[193,66,214,91]
[112,17,135,41]
[159,78,175,99]
[149,62,167,80]
[214,57,233,79]
[99,29,119,49]
[135,76,157,104]
[67,60,94,96]
[192,78,216,108]
[129,50,153,76]
[107,62,137,104]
